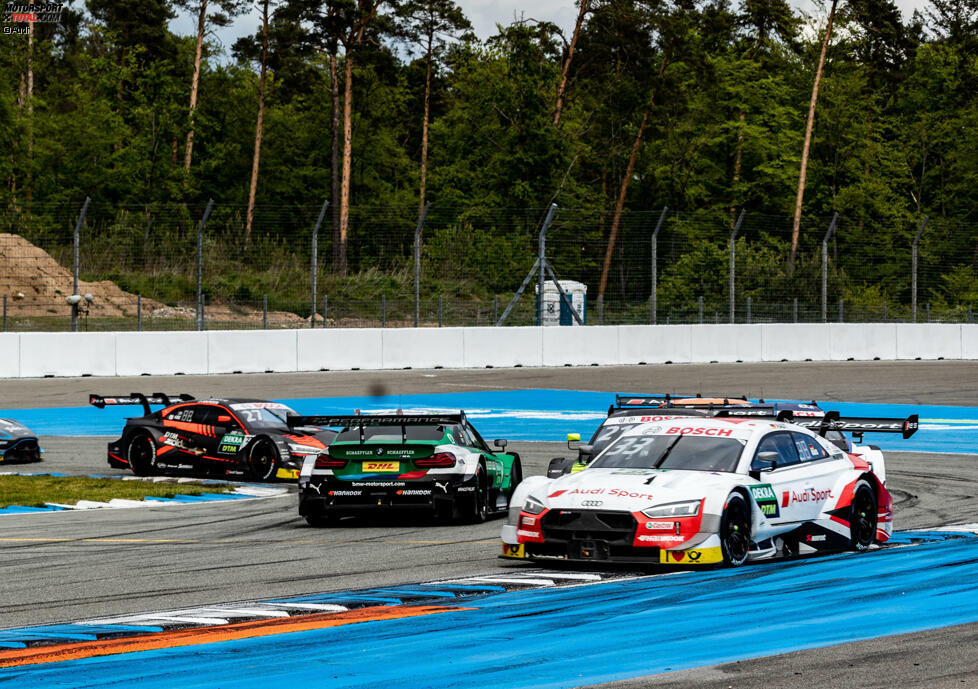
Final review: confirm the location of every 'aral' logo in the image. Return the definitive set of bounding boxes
[750,483,780,518]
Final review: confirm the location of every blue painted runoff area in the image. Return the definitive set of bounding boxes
[1,389,976,453]
[4,532,978,688]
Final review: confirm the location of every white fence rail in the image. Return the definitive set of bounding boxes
[0,324,975,378]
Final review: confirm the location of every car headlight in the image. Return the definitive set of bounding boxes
[641,500,701,518]
[523,495,546,515]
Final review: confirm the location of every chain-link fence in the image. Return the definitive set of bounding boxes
[0,200,975,331]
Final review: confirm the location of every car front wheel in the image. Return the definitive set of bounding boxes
[246,438,279,481]
[720,493,751,567]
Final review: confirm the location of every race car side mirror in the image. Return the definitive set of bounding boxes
[494,439,508,450]
[548,457,574,478]
[749,451,779,480]
[567,433,581,451]
[577,443,593,460]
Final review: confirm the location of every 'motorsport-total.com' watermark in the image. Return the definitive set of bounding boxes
[3,2,63,34]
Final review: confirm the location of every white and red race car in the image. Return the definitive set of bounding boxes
[502,411,918,566]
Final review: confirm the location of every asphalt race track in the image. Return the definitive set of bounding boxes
[2,361,978,688]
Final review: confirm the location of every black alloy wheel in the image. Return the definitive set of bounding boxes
[720,493,751,567]
[246,437,279,482]
[849,480,878,551]
[507,459,523,501]
[127,432,157,476]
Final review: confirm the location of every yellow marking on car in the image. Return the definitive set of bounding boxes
[362,461,400,472]
[501,542,525,558]
[659,546,723,565]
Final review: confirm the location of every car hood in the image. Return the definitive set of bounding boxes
[538,468,744,512]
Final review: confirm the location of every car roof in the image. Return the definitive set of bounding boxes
[619,416,801,438]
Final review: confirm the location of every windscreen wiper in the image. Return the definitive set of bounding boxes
[654,434,684,469]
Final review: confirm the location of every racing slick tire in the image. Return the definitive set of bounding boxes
[507,459,523,501]
[304,513,336,527]
[460,463,489,524]
[127,432,157,476]
[848,479,878,551]
[720,493,751,567]
[246,437,279,482]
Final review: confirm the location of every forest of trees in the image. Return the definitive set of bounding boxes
[2,0,978,323]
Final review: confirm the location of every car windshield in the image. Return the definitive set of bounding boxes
[231,404,298,428]
[335,425,446,442]
[589,434,746,473]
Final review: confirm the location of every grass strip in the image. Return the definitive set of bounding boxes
[0,476,235,508]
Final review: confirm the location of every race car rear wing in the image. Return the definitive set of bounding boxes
[89,393,195,417]
[612,393,750,415]
[287,412,466,443]
[716,408,920,439]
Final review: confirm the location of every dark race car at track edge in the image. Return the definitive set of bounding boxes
[90,393,335,481]
[0,418,43,465]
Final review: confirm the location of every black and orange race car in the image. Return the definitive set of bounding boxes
[89,393,336,481]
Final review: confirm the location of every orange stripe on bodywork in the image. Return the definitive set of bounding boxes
[0,605,468,669]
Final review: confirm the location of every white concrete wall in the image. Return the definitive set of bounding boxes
[1,323,976,378]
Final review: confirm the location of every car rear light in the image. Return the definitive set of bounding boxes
[416,452,456,468]
[314,453,347,469]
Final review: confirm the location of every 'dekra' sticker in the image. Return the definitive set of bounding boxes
[750,483,780,518]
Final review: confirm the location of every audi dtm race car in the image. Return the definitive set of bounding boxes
[0,418,43,464]
[90,393,335,480]
[502,409,917,566]
[548,394,851,476]
[296,412,522,526]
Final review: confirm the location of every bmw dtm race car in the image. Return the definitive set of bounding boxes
[296,412,522,526]
[502,410,917,566]
[0,418,43,464]
[90,393,335,481]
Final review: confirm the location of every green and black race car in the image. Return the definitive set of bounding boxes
[294,412,522,526]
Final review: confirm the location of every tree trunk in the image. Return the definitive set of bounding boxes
[184,0,209,176]
[789,0,837,271]
[330,52,341,271]
[337,54,354,276]
[25,0,33,207]
[244,0,270,250]
[418,34,432,217]
[553,0,588,126]
[598,55,667,301]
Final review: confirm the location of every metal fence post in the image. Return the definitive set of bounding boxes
[970,304,974,323]
[729,209,745,324]
[821,212,838,323]
[650,206,668,325]
[323,294,328,328]
[746,296,752,324]
[537,203,558,326]
[137,295,142,332]
[71,197,91,332]
[882,299,887,323]
[912,215,928,323]
[381,293,386,328]
[311,200,328,328]
[493,294,498,324]
[597,296,604,325]
[414,201,431,328]
[196,199,214,332]
[698,296,703,324]
[263,294,268,329]
[793,298,798,323]
[926,302,931,322]
[2,295,6,332]
[438,295,443,327]
[839,298,844,323]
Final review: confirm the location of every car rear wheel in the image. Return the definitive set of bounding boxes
[849,480,877,551]
[720,493,751,567]
[507,459,523,501]
[127,432,157,476]
[461,463,489,524]
[246,438,279,482]
[305,513,336,527]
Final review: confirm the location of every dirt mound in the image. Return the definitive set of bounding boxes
[0,234,310,327]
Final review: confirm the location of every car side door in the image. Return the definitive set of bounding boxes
[461,421,503,490]
[788,431,852,518]
[752,431,810,524]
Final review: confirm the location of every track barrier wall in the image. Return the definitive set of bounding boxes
[0,324,974,378]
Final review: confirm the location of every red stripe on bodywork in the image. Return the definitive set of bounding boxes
[848,453,871,471]
[398,470,428,479]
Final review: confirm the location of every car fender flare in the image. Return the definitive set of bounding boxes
[509,475,552,511]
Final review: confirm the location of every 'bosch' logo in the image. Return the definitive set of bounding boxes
[581,500,603,507]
